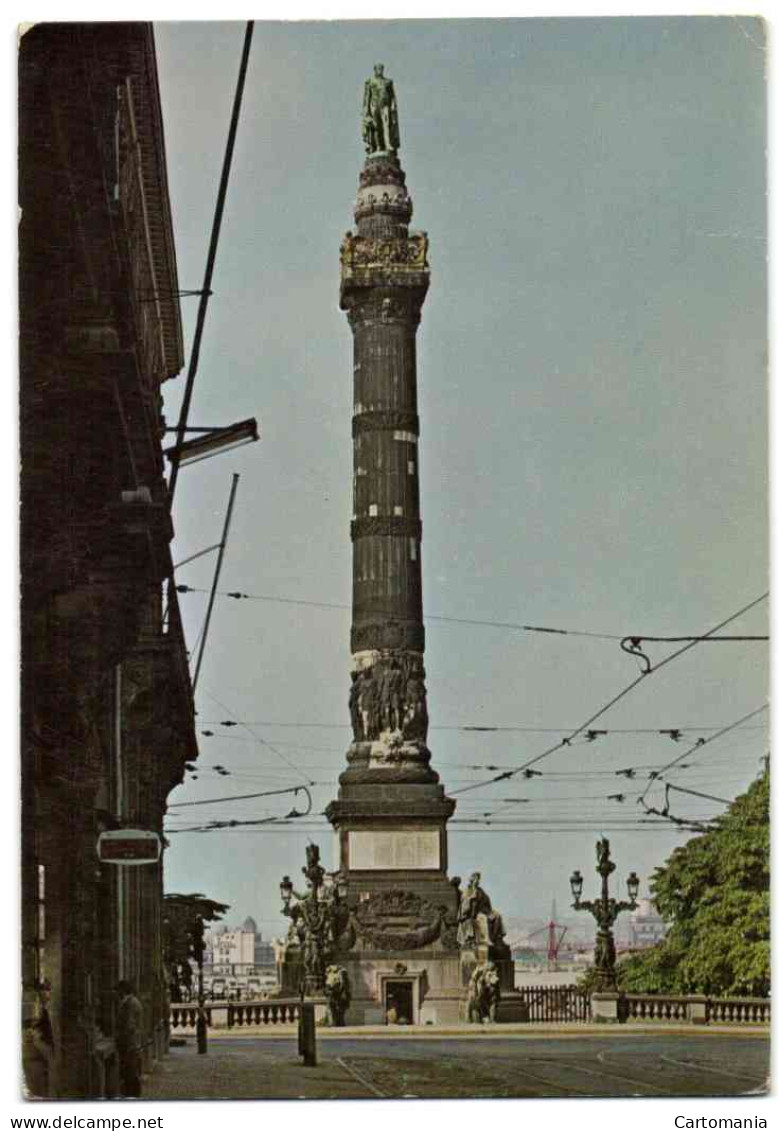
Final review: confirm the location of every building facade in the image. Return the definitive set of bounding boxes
[201,919,277,996]
[627,899,667,949]
[20,23,196,1098]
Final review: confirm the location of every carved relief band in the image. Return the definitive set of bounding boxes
[353,410,419,438]
[359,156,407,189]
[348,650,429,741]
[354,195,413,225]
[341,232,428,273]
[345,888,456,951]
[351,622,425,653]
[351,516,422,540]
[345,293,425,329]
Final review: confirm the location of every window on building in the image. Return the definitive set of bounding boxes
[36,864,46,987]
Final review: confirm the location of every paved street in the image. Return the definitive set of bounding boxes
[145,1031,769,1100]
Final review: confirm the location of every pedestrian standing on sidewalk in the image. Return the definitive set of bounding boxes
[116,980,143,1098]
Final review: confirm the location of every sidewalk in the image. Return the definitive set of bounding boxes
[145,1040,370,1100]
[176,1021,770,1041]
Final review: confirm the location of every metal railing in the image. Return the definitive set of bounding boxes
[517,985,591,1022]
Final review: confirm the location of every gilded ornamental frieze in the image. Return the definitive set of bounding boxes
[340,232,429,275]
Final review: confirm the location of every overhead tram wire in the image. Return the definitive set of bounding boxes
[664,783,734,806]
[200,686,315,788]
[174,587,624,639]
[167,784,311,809]
[164,776,747,820]
[636,703,769,805]
[184,743,762,788]
[167,22,255,504]
[193,718,768,734]
[448,591,769,800]
[165,820,698,835]
[174,586,769,649]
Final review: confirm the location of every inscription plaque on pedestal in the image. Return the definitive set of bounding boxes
[349,829,440,870]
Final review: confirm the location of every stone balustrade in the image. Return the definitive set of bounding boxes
[622,994,691,1022]
[170,998,311,1032]
[706,997,770,1024]
[171,993,770,1031]
[592,992,770,1026]
[169,1004,213,1030]
[226,1000,302,1027]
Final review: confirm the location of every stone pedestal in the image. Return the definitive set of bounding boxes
[337,952,462,1026]
[591,991,622,1023]
[495,993,530,1024]
[687,995,708,1024]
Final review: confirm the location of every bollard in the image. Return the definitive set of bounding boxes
[196,1005,208,1055]
[298,1002,317,1067]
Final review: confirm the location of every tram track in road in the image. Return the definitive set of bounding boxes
[529,1054,674,1096]
[659,1054,767,1087]
[335,1053,600,1098]
[336,1056,388,1097]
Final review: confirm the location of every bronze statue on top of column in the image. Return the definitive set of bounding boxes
[362,64,400,154]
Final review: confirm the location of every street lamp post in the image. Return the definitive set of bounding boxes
[279,845,347,996]
[569,838,639,991]
[280,847,349,1067]
[191,915,208,1055]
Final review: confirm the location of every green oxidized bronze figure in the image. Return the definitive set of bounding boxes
[362,63,400,155]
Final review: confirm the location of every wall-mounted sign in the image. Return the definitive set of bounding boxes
[96,829,161,865]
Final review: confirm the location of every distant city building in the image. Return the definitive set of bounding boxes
[628,899,667,949]
[202,917,276,993]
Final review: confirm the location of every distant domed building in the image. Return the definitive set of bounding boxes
[202,916,277,995]
[628,899,666,949]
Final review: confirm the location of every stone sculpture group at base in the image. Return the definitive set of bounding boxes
[454,872,510,956]
[324,965,351,1027]
[467,962,502,1024]
[278,842,514,1025]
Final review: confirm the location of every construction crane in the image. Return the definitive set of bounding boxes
[527,920,569,970]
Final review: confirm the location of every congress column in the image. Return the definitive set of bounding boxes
[327,64,455,905]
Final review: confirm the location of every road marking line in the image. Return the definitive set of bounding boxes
[336,1056,388,1098]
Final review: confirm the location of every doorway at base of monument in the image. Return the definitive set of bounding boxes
[336,955,462,1025]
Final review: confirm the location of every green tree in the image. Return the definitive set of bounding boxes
[616,765,769,997]
[163,893,229,1000]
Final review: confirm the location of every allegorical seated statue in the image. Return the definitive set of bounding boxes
[456,872,509,956]
[467,961,501,1024]
[362,63,400,155]
[323,965,351,1027]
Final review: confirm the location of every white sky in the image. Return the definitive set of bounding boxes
[152,17,768,939]
[6,5,774,1128]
